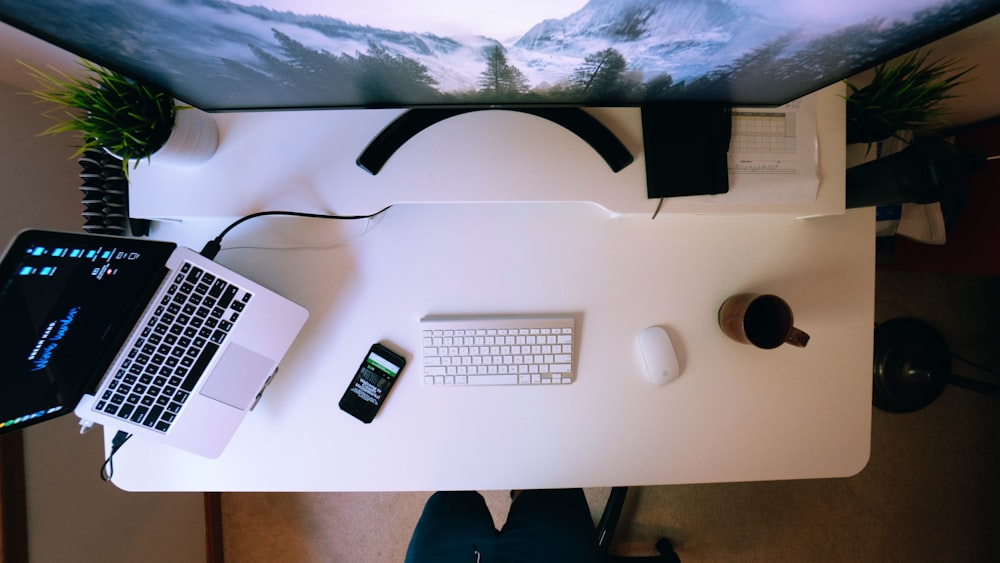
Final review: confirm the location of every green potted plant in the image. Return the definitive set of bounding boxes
[844,50,986,209]
[844,50,974,148]
[22,58,217,168]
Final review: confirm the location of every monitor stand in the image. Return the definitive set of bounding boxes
[356,108,634,175]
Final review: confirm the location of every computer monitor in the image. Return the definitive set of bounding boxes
[2,1,997,188]
[1,0,996,111]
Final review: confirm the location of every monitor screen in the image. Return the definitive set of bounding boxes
[1,0,997,110]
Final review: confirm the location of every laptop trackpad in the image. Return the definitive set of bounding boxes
[199,343,275,410]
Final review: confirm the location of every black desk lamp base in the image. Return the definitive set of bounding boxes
[874,317,1000,413]
[873,318,950,413]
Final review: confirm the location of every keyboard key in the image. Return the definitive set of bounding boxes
[92,260,252,434]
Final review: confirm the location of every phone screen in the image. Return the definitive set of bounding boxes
[338,343,406,423]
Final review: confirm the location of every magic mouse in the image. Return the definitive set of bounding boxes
[637,326,681,385]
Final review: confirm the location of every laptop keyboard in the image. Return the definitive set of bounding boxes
[94,262,252,432]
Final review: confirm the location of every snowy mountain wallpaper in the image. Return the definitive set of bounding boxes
[1,0,996,109]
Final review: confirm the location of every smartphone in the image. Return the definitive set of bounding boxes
[338,343,407,423]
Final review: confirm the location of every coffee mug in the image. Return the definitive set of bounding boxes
[718,293,810,349]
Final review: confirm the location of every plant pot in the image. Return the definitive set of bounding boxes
[147,104,219,166]
[106,103,219,167]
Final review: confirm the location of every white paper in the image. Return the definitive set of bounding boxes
[685,93,820,205]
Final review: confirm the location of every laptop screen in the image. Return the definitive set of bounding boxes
[0,230,176,434]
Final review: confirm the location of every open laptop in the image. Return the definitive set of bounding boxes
[0,229,308,458]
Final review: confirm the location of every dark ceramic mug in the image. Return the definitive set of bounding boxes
[718,293,810,349]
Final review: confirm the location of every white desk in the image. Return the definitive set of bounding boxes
[109,203,874,491]
[114,84,875,492]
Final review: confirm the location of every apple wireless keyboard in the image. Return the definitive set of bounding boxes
[420,315,576,385]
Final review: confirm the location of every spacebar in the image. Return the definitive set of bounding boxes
[181,342,219,391]
[465,374,519,385]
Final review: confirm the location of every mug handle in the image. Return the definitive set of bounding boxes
[785,327,810,348]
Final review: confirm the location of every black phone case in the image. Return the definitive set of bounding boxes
[338,343,406,423]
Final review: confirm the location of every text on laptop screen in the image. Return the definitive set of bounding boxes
[0,231,174,433]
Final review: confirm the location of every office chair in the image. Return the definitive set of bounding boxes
[596,487,680,562]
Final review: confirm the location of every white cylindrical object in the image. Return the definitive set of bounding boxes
[152,104,220,166]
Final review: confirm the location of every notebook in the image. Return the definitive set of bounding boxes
[0,229,308,458]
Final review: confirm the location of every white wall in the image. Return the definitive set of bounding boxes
[0,21,79,90]
[0,73,206,563]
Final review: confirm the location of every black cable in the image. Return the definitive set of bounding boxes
[951,352,1000,378]
[200,205,393,259]
[651,197,665,220]
[100,430,132,482]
